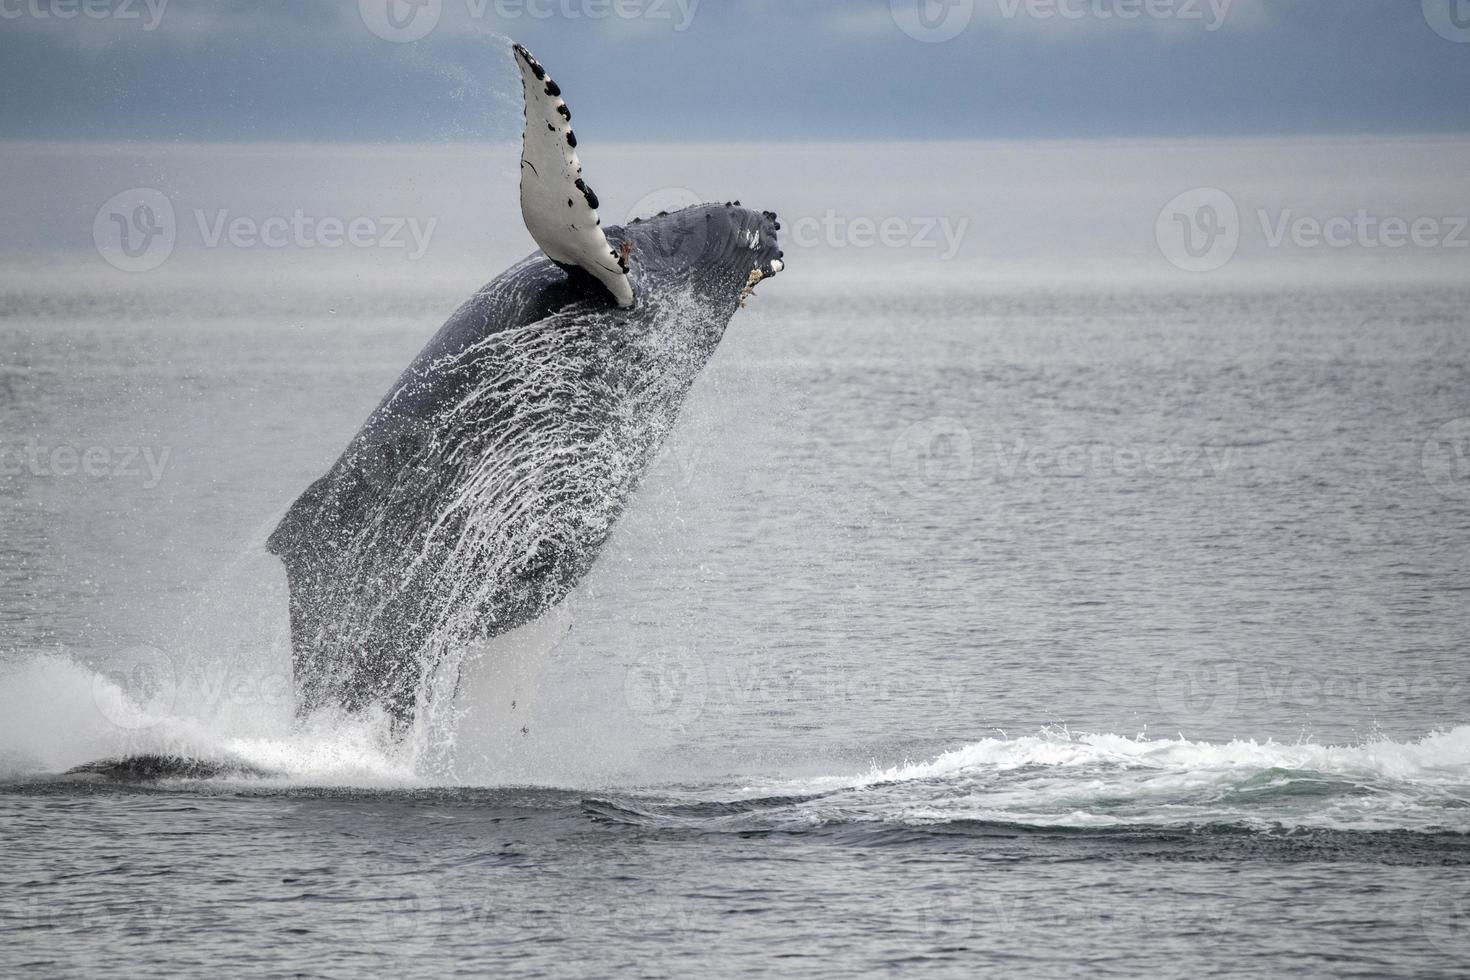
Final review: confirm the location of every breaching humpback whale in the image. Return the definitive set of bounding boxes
[267,43,784,728]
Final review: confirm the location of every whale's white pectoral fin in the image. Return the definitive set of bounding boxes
[514,43,635,309]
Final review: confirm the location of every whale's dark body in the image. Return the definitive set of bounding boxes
[268,206,782,724]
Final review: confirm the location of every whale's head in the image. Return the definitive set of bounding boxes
[613,203,784,315]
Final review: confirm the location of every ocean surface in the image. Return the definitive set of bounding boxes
[2,139,1469,977]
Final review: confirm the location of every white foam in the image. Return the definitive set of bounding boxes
[0,653,414,785]
[852,727,1470,788]
[0,643,660,789]
[751,728,1470,834]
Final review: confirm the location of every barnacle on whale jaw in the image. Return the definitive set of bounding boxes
[740,267,765,308]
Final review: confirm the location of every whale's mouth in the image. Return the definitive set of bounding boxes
[745,208,784,296]
[740,267,766,307]
[727,206,783,307]
[758,209,784,279]
[741,253,783,307]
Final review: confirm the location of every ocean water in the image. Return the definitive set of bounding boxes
[2,140,1470,977]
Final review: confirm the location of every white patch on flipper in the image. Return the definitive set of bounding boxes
[514,43,635,309]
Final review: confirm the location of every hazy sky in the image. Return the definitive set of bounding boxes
[1,0,1469,142]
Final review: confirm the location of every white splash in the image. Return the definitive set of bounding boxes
[747,727,1470,834]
